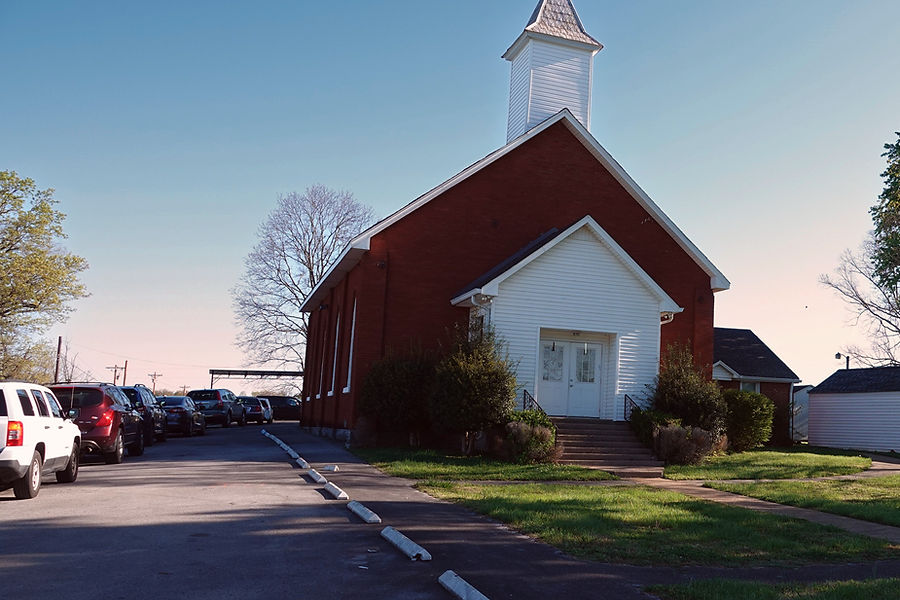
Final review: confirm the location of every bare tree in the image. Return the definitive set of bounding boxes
[821,238,900,366]
[233,185,375,370]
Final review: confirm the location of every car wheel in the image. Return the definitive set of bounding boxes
[184,420,193,437]
[267,417,274,424]
[223,412,231,428]
[144,426,155,447]
[238,411,247,427]
[129,428,145,456]
[13,451,42,499]
[198,421,206,436]
[105,430,125,464]
[157,426,168,443]
[56,444,79,483]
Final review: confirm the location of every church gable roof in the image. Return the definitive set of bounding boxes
[451,215,682,314]
[300,110,730,312]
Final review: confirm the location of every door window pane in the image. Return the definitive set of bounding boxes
[542,343,564,382]
[575,348,596,383]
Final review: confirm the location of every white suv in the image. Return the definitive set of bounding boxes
[0,382,82,499]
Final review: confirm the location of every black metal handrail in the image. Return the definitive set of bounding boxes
[624,394,640,422]
[521,389,547,416]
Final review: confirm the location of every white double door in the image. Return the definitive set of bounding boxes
[539,340,603,417]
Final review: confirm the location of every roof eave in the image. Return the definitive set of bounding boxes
[502,30,602,61]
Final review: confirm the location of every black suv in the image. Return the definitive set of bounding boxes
[186,389,246,427]
[120,384,167,445]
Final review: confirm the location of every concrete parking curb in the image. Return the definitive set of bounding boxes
[438,570,490,600]
[347,501,382,524]
[307,468,327,484]
[321,465,340,472]
[380,526,432,561]
[324,481,349,500]
[295,457,310,469]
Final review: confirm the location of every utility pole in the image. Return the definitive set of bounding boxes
[148,372,163,394]
[122,360,128,385]
[106,364,123,384]
[54,336,62,383]
[179,385,189,395]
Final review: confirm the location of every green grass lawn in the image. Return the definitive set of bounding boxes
[708,475,900,527]
[664,447,872,480]
[418,482,898,566]
[352,447,617,481]
[648,578,900,600]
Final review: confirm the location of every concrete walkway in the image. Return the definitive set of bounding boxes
[641,459,900,545]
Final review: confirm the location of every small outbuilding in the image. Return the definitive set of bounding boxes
[809,367,900,453]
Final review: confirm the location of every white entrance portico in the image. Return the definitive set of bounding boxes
[452,216,682,420]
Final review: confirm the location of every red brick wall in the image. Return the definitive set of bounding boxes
[304,121,717,430]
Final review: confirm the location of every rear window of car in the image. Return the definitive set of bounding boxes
[160,397,187,407]
[17,390,35,415]
[0,389,7,416]
[242,398,260,406]
[187,391,217,401]
[51,388,104,411]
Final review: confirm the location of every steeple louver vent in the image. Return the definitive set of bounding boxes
[503,0,602,142]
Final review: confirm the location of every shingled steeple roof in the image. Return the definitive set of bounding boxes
[523,0,602,48]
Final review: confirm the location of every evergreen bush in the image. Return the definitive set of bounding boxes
[651,344,725,436]
[429,325,517,455]
[723,388,774,451]
[358,349,435,438]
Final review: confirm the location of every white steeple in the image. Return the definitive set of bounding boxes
[503,0,603,142]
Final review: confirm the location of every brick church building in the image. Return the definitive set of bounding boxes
[300,0,731,439]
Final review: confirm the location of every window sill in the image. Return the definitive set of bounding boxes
[342,386,350,394]
[327,391,334,397]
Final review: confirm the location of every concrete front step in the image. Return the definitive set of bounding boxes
[552,417,662,477]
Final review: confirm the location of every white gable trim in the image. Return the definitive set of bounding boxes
[301,110,729,312]
[451,216,682,315]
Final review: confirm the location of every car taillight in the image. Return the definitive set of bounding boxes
[95,409,115,427]
[217,400,224,408]
[169,407,185,413]
[6,421,23,446]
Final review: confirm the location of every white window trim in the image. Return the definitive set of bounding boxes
[329,313,340,395]
[343,297,357,393]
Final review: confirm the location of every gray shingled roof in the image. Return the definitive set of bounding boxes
[812,367,900,394]
[524,0,602,47]
[714,328,799,381]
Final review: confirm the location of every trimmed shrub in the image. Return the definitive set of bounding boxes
[358,350,435,438]
[509,408,555,432]
[503,421,559,464]
[651,344,725,436]
[723,389,774,451]
[629,406,680,447]
[656,425,719,465]
[429,326,517,455]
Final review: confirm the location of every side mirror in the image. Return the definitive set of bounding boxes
[67,409,77,419]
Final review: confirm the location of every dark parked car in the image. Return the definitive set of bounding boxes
[120,384,167,445]
[262,396,301,421]
[49,383,144,464]
[158,396,206,436]
[238,396,273,424]
[186,389,245,427]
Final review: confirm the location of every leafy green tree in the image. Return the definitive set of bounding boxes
[0,171,88,379]
[723,389,774,452]
[869,132,900,288]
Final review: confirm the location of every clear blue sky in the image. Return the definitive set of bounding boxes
[2,1,899,392]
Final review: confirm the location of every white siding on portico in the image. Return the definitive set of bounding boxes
[489,225,667,420]
[809,392,900,452]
